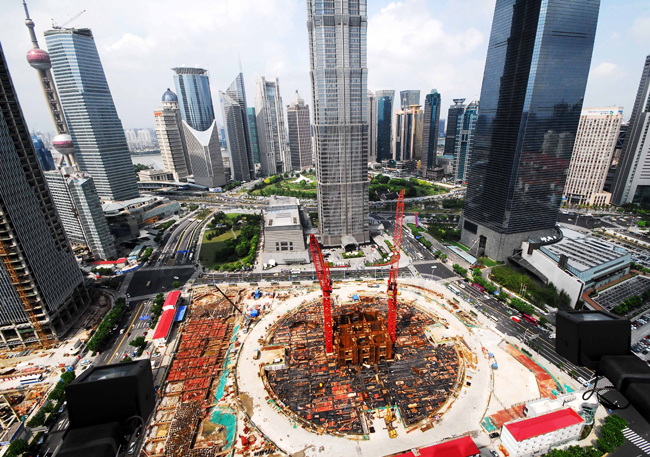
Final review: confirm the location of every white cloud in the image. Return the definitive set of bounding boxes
[631,17,650,42]
[592,62,618,76]
[104,34,156,53]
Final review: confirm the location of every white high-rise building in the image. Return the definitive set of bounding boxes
[155,89,190,181]
[44,169,117,260]
[137,129,152,147]
[367,90,377,163]
[307,0,369,247]
[255,77,289,175]
[183,120,227,188]
[220,73,255,182]
[286,91,312,171]
[564,108,624,207]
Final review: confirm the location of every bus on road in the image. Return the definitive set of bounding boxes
[521,314,538,325]
[20,374,44,385]
[471,283,485,293]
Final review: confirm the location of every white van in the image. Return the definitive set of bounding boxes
[577,376,590,387]
[291,269,300,274]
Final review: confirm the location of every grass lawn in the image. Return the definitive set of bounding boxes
[196,209,213,220]
[445,240,470,252]
[482,257,499,267]
[199,228,241,269]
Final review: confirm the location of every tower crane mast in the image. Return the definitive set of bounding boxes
[387,189,405,342]
[309,234,333,354]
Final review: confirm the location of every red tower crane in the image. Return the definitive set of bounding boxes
[309,234,333,354]
[387,189,405,342]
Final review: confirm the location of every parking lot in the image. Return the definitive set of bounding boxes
[593,276,650,311]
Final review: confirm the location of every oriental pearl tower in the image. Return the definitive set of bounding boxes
[23,0,76,168]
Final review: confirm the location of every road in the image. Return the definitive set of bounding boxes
[456,280,594,382]
[194,268,393,286]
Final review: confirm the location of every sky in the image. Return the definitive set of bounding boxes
[1,0,649,133]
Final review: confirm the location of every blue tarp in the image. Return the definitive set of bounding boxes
[250,309,259,318]
[175,305,188,322]
[352,294,360,301]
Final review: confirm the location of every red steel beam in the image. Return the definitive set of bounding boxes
[387,189,405,342]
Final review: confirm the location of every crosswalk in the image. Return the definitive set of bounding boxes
[623,427,650,455]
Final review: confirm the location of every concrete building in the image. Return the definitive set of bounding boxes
[137,169,175,182]
[172,66,215,132]
[393,105,422,162]
[44,27,139,201]
[501,408,584,457]
[511,227,630,308]
[182,121,227,188]
[564,108,623,207]
[367,90,377,163]
[286,91,312,171]
[307,0,370,247]
[262,196,309,265]
[0,44,89,347]
[376,90,395,163]
[611,56,650,206]
[154,88,190,181]
[421,89,441,175]
[45,169,117,260]
[399,90,420,110]
[461,0,599,262]
[394,436,480,457]
[523,391,598,426]
[255,77,289,175]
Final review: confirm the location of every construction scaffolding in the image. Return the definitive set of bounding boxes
[264,297,462,435]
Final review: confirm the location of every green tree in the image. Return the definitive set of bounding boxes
[130,336,146,348]
[172,281,180,289]
[604,414,627,430]
[26,409,46,427]
[434,250,442,258]
[6,439,29,457]
[473,267,482,277]
[440,254,447,262]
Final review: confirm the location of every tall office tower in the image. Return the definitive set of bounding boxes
[45,171,117,259]
[223,73,255,180]
[453,100,479,183]
[393,105,422,162]
[376,90,395,163]
[439,119,445,138]
[444,99,466,158]
[286,91,313,171]
[421,89,442,174]
[460,0,599,262]
[367,91,377,162]
[603,123,627,192]
[32,135,55,171]
[44,28,139,201]
[172,67,215,132]
[182,121,227,188]
[154,88,190,181]
[247,107,261,164]
[255,77,289,175]
[0,44,89,347]
[400,90,420,110]
[25,5,117,260]
[220,91,254,181]
[564,108,623,207]
[610,56,650,205]
[307,0,369,247]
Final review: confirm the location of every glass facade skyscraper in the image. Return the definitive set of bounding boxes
[444,99,466,158]
[454,101,479,184]
[421,89,441,173]
[460,0,600,261]
[32,136,55,171]
[247,107,261,164]
[220,73,255,181]
[255,77,289,176]
[172,67,215,132]
[400,90,420,110]
[376,90,394,163]
[44,28,139,201]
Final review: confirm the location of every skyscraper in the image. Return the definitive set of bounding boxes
[603,123,627,192]
[307,0,369,247]
[255,77,289,175]
[44,27,139,201]
[367,91,377,163]
[32,135,55,171]
[444,99,466,158]
[610,56,650,205]
[220,91,254,182]
[154,88,190,181]
[25,5,117,260]
[394,105,422,162]
[286,91,313,171]
[400,90,420,110]
[453,100,479,183]
[376,90,395,163]
[564,108,623,207]
[183,121,226,188]
[460,0,600,261]
[221,73,255,181]
[247,107,261,164]
[0,43,88,347]
[172,67,215,132]
[421,89,442,174]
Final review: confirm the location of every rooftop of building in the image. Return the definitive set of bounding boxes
[539,227,629,273]
[171,66,208,75]
[44,27,93,37]
[266,207,301,228]
[394,436,480,457]
[504,408,584,442]
[268,195,299,208]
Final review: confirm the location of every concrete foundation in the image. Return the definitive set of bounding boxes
[460,218,556,262]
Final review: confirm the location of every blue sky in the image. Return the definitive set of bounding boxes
[2,0,649,132]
